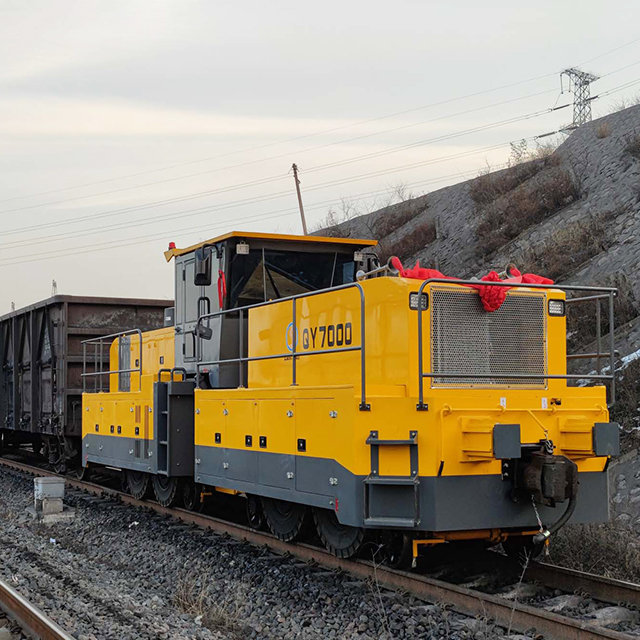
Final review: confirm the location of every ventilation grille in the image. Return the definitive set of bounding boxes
[429,286,547,388]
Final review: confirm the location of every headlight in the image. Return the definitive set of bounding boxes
[409,292,428,310]
[548,299,565,316]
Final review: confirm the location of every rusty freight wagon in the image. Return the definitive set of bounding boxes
[0,295,170,473]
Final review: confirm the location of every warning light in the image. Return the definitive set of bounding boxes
[168,241,176,250]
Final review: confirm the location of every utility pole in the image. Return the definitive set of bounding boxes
[291,163,308,235]
[560,68,599,127]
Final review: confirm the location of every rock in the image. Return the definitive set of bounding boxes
[591,606,640,626]
[499,582,548,600]
[540,594,583,612]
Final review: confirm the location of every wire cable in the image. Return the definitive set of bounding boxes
[0,87,558,217]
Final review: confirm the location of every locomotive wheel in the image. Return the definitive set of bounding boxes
[382,532,414,570]
[313,507,365,558]
[151,475,181,507]
[262,498,311,542]
[126,470,151,500]
[246,495,266,530]
[182,480,204,512]
[503,536,544,565]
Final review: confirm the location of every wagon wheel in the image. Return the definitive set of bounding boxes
[151,475,181,507]
[381,531,414,570]
[313,507,365,558]
[261,498,311,542]
[182,480,204,512]
[503,536,544,566]
[125,470,151,500]
[246,495,266,530]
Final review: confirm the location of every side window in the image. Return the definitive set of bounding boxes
[175,264,184,326]
[185,261,199,323]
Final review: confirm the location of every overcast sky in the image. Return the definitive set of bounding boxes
[1,0,639,310]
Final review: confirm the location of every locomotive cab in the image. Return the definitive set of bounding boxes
[165,232,378,388]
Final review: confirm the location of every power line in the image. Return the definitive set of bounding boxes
[3,37,639,212]
[0,72,558,206]
[0,86,557,218]
[0,100,561,240]
[576,35,640,67]
[1,117,551,251]
[0,165,505,268]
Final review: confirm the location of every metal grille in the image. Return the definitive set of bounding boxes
[430,286,547,388]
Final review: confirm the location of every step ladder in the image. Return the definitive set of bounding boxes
[155,382,169,476]
[364,430,420,528]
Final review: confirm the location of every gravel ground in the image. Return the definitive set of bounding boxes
[0,467,531,640]
[0,612,27,640]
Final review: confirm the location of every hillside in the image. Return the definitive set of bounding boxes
[323,104,640,444]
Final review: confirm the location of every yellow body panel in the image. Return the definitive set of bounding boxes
[83,328,175,443]
[195,277,609,479]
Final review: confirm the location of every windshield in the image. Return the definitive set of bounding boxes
[228,249,356,308]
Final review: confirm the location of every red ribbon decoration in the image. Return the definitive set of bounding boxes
[217,269,227,309]
[390,257,553,312]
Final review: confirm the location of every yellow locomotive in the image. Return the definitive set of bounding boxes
[82,231,619,565]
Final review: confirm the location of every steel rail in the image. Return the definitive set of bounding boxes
[0,576,76,640]
[527,561,640,608]
[0,455,636,640]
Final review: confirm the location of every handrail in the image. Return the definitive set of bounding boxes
[82,329,143,393]
[195,281,370,411]
[416,279,617,409]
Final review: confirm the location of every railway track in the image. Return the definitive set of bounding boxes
[0,575,75,640]
[0,453,638,640]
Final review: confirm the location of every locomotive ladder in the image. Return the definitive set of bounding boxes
[364,430,420,528]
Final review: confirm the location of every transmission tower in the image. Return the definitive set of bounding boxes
[560,68,599,127]
[51,279,58,296]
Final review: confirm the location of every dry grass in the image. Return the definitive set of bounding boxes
[315,182,423,239]
[610,359,640,453]
[173,570,247,637]
[372,207,416,239]
[608,94,640,114]
[566,271,639,354]
[469,161,544,207]
[624,132,640,159]
[596,121,612,139]
[475,167,581,257]
[377,219,437,263]
[547,522,640,582]
[516,215,610,281]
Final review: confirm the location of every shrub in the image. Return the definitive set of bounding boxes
[624,132,640,159]
[516,215,610,281]
[469,161,544,207]
[377,220,437,263]
[173,570,247,636]
[547,522,640,582]
[596,121,612,139]
[372,207,416,239]
[608,94,640,114]
[475,167,581,257]
[610,358,640,451]
[565,270,639,353]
